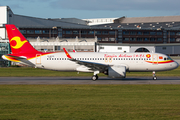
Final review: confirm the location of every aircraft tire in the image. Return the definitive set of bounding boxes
[153,76,157,80]
[92,75,98,81]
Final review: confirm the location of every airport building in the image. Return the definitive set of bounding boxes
[1,6,180,66]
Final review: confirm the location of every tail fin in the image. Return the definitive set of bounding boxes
[5,24,38,54]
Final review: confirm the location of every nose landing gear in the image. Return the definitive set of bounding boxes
[153,71,157,80]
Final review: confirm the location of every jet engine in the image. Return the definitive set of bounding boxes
[105,66,126,78]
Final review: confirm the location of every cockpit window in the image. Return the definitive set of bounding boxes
[167,57,172,60]
[164,56,172,61]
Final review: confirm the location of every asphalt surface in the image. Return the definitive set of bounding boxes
[1,77,180,84]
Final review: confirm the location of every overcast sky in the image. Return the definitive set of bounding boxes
[1,0,180,19]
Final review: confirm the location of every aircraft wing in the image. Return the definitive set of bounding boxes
[2,55,35,67]
[63,48,109,72]
[71,58,109,72]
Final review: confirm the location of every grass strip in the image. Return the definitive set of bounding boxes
[0,85,180,120]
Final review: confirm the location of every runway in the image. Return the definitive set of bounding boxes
[1,77,180,84]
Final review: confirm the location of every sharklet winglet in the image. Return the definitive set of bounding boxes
[63,48,72,59]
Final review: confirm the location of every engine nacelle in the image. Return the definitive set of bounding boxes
[108,66,126,78]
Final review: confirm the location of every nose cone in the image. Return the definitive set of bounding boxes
[172,60,179,70]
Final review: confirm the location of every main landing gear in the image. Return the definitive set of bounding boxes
[153,71,157,80]
[91,71,99,81]
[92,75,98,81]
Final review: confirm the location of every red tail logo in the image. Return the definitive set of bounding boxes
[6,24,38,54]
[10,36,28,49]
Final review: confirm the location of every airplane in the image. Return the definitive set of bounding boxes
[2,24,179,80]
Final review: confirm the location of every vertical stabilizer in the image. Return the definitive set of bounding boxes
[5,24,38,54]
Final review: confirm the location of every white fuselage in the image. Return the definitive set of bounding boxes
[28,52,179,72]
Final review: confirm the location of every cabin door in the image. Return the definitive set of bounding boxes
[36,54,41,64]
[152,54,158,64]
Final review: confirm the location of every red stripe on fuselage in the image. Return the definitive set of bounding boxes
[145,60,174,64]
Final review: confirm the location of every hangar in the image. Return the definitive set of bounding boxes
[0,6,95,52]
[96,43,180,56]
[1,6,180,66]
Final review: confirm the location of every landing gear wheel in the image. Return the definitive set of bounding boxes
[92,75,98,81]
[153,76,157,80]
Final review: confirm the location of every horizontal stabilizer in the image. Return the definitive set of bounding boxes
[2,55,35,67]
